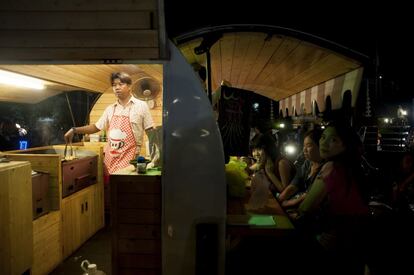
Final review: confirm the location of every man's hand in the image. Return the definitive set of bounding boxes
[64,128,75,144]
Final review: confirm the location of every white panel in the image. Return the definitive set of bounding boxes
[290,94,296,116]
[162,41,226,275]
[342,67,364,107]
[310,86,318,105]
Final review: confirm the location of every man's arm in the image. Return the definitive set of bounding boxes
[64,124,100,143]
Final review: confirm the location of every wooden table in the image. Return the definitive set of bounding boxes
[226,190,294,237]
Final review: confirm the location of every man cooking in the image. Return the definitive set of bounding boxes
[64,72,154,179]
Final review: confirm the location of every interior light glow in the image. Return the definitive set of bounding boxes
[0,69,45,90]
[284,144,297,155]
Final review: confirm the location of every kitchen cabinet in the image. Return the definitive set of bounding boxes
[62,184,99,258]
[5,144,105,271]
[32,211,62,275]
[0,161,33,275]
[111,171,162,275]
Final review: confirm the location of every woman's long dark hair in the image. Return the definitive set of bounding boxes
[251,132,279,163]
[325,121,368,200]
[304,129,322,147]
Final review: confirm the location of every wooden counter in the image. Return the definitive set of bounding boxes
[110,167,162,275]
[227,190,294,238]
[0,161,33,275]
[4,143,105,274]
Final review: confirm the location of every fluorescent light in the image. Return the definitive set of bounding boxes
[0,69,45,90]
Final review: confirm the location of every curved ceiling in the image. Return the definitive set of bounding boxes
[176,26,365,100]
[0,64,162,103]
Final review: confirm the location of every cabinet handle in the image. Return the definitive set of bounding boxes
[81,203,84,214]
[85,201,88,212]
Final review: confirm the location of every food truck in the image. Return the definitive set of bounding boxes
[0,1,367,275]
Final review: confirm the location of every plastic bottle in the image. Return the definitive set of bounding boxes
[100,130,106,142]
[80,260,106,275]
[136,156,147,174]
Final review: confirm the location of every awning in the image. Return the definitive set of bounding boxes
[278,67,363,116]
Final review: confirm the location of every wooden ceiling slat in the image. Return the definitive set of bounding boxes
[260,38,301,88]
[230,33,253,87]
[237,33,266,87]
[286,56,359,92]
[278,44,329,88]
[210,41,222,91]
[0,64,162,103]
[243,35,284,88]
[219,33,236,85]
[1,65,106,92]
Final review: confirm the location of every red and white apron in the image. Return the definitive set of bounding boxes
[103,106,136,183]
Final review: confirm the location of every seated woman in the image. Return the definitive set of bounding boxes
[250,133,295,194]
[392,151,414,213]
[278,129,324,209]
[294,122,369,275]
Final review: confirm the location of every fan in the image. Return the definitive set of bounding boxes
[132,77,161,109]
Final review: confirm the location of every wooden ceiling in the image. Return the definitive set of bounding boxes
[0,31,362,104]
[178,32,362,100]
[0,64,163,104]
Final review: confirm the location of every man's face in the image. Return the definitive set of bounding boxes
[112,79,131,100]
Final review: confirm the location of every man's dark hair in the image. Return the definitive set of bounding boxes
[110,72,132,85]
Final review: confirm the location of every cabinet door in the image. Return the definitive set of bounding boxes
[93,183,105,232]
[62,195,80,258]
[80,186,93,242]
[62,184,102,259]
[62,189,87,258]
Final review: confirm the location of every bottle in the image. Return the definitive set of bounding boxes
[100,130,106,142]
[80,260,106,275]
[136,156,147,174]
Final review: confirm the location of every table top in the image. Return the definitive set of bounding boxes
[112,165,162,176]
[227,190,295,235]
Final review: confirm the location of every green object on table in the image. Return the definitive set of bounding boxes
[145,168,162,176]
[248,215,276,226]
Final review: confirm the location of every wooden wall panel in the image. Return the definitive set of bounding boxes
[0,11,153,30]
[0,0,157,10]
[0,0,164,62]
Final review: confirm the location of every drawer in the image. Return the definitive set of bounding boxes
[119,254,160,269]
[118,209,160,224]
[118,224,161,239]
[117,179,160,194]
[118,239,160,254]
[118,269,160,275]
[118,194,160,209]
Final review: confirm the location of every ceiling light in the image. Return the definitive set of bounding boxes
[0,69,45,90]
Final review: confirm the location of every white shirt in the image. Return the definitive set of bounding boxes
[95,96,154,154]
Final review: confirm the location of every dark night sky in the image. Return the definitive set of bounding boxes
[164,1,412,103]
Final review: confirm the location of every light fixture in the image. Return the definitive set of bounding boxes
[0,69,45,90]
[284,144,297,156]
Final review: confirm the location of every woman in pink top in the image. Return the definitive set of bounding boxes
[296,122,369,275]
